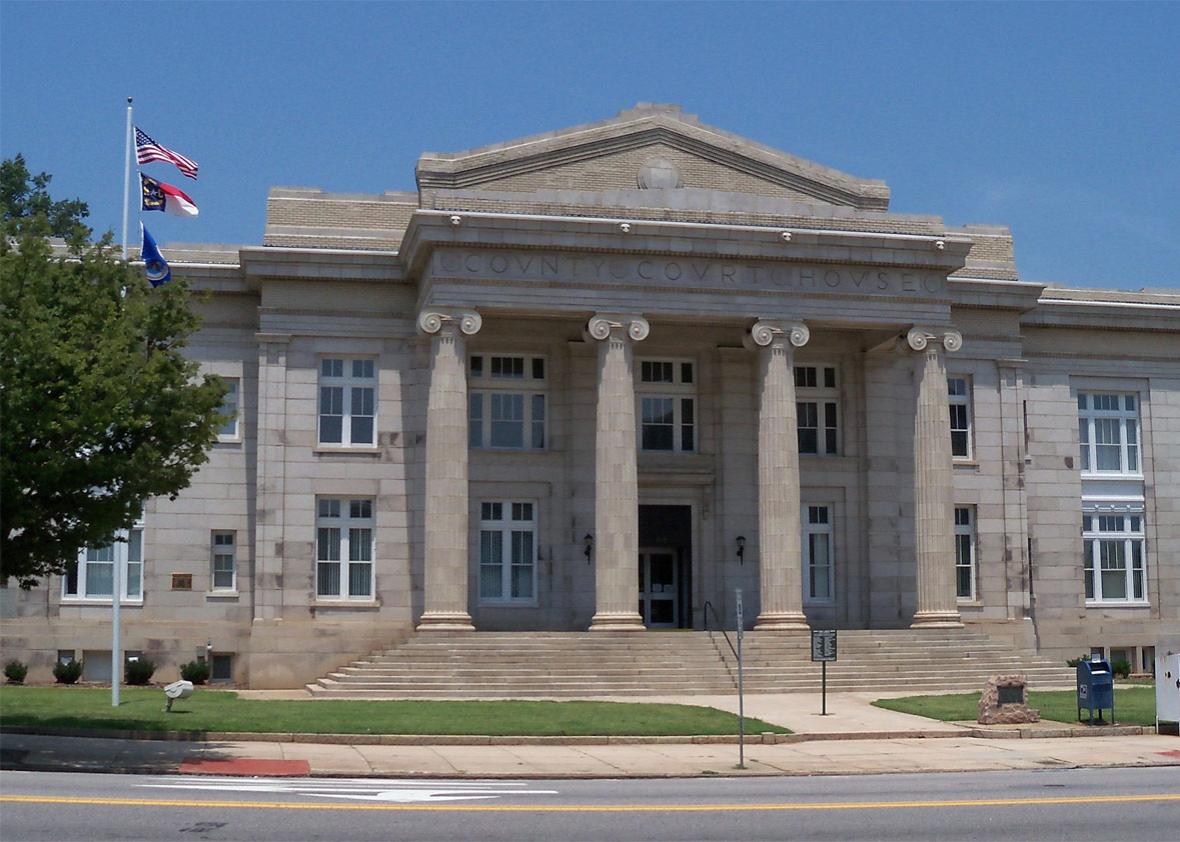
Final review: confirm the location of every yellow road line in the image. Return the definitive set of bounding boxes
[2,793,1180,813]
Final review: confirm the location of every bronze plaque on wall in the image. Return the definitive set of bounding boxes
[171,573,193,591]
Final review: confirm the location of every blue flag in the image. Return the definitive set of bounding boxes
[140,224,171,287]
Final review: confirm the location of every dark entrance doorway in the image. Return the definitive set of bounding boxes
[638,505,692,629]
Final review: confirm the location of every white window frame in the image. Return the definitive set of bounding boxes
[211,531,236,592]
[802,504,834,604]
[478,500,538,605]
[796,364,839,456]
[315,497,375,600]
[635,358,696,452]
[217,377,240,440]
[63,514,145,603]
[1082,505,1147,605]
[955,506,977,601]
[468,354,547,450]
[318,358,377,447]
[948,376,973,460]
[1078,392,1141,477]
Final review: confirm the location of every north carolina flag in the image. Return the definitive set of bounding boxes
[140,173,199,217]
[140,224,171,287]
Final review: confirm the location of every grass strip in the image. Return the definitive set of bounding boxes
[0,687,789,736]
[872,686,1156,726]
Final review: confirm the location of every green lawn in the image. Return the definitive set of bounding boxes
[0,687,788,737]
[873,686,1156,726]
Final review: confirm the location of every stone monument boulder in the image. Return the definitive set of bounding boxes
[977,673,1040,725]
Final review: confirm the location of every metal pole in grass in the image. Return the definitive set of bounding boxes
[111,540,121,707]
[736,588,745,770]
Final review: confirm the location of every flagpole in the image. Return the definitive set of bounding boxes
[121,97,133,261]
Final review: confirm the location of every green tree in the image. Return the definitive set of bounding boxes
[1,156,227,587]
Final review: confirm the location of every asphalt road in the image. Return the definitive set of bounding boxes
[2,766,1178,841]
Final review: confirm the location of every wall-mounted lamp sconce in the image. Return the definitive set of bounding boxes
[584,534,594,564]
[736,535,745,564]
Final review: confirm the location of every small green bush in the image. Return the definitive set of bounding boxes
[1066,657,1083,668]
[1112,658,1132,679]
[53,660,82,685]
[180,660,210,685]
[4,660,28,684]
[125,657,156,686]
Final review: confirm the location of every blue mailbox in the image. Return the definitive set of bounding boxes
[1076,657,1115,724]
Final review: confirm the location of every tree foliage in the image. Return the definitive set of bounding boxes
[1,156,227,587]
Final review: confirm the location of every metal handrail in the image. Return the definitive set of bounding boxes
[702,600,739,661]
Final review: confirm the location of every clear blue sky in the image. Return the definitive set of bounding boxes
[3,1,1177,290]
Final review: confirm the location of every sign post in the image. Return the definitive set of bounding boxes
[810,629,837,715]
[735,588,745,770]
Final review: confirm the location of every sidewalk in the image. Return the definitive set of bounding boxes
[3,690,1176,779]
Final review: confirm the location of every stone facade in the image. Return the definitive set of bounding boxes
[2,104,1178,688]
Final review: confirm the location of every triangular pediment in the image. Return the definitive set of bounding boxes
[416,104,890,211]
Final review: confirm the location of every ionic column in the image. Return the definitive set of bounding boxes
[746,320,810,631]
[586,314,649,631]
[907,327,965,628]
[417,310,482,630]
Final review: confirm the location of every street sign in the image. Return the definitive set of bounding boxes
[811,629,837,662]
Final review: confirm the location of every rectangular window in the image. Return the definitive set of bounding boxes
[948,377,972,459]
[636,359,696,452]
[211,531,236,591]
[954,506,976,601]
[318,358,377,447]
[803,505,834,603]
[1082,509,1146,604]
[316,497,374,599]
[1077,392,1140,475]
[469,354,546,450]
[218,377,240,439]
[211,654,233,682]
[63,514,145,601]
[479,500,537,604]
[796,365,839,455]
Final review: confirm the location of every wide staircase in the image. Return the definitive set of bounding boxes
[306,628,1075,699]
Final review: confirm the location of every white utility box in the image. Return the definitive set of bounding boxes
[1154,651,1180,732]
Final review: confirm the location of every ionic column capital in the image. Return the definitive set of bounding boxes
[418,310,483,337]
[906,326,962,353]
[585,314,650,343]
[744,320,809,351]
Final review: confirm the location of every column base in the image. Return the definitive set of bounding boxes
[589,612,645,632]
[754,612,810,631]
[910,610,964,629]
[416,612,475,631]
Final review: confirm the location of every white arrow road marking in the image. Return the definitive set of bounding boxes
[139,776,559,804]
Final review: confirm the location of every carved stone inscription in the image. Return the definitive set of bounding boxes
[431,249,946,296]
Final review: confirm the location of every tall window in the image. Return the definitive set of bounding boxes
[211,531,236,591]
[319,358,377,447]
[64,514,144,601]
[796,365,839,455]
[1078,392,1139,474]
[954,506,976,600]
[218,377,240,440]
[803,505,833,603]
[948,377,972,459]
[479,501,537,603]
[316,498,374,599]
[469,355,546,449]
[1083,511,1146,604]
[636,359,695,451]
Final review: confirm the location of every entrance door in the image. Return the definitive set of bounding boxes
[639,549,677,628]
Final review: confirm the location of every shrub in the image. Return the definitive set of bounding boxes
[180,660,210,685]
[125,657,156,686]
[53,660,82,684]
[1066,657,1083,668]
[4,660,28,684]
[1112,658,1132,679]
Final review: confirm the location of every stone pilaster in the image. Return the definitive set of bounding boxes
[417,310,482,630]
[908,326,965,628]
[253,332,290,622]
[746,320,810,631]
[585,314,649,631]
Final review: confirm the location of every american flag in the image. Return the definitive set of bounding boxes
[135,127,199,180]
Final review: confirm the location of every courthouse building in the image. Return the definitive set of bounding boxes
[3,104,1178,688]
